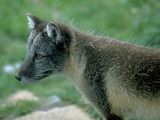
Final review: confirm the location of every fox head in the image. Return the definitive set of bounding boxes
[15,14,72,83]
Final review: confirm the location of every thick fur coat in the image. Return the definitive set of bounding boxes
[15,14,160,120]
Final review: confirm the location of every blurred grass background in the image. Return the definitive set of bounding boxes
[0,0,160,119]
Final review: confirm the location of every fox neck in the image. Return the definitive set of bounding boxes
[62,30,93,93]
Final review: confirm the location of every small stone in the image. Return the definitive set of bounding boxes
[48,95,61,105]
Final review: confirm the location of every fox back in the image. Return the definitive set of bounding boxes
[15,14,160,120]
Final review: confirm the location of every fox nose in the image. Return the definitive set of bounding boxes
[15,73,21,81]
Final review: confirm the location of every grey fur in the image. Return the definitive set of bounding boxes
[15,14,160,120]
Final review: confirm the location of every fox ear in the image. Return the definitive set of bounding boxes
[27,13,42,29]
[46,22,62,43]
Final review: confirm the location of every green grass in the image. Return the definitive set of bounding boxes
[0,0,160,42]
[0,0,160,119]
[0,100,40,119]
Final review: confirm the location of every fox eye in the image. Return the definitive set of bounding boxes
[35,53,43,59]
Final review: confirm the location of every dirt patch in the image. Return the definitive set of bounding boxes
[7,90,92,120]
[8,90,39,103]
[14,105,92,120]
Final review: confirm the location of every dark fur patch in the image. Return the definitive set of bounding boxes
[132,59,160,98]
[83,46,111,118]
